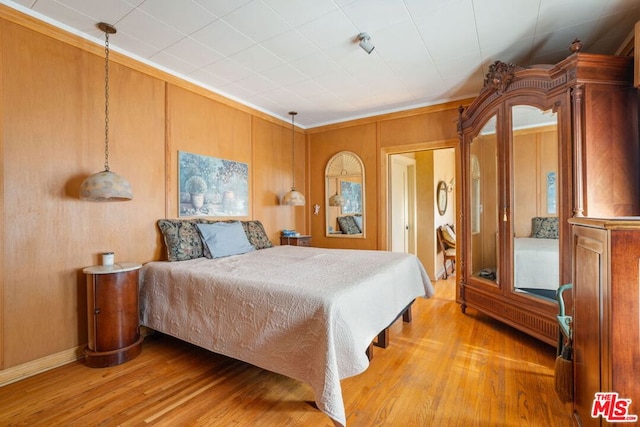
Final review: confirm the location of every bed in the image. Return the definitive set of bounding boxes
[513,237,559,292]
[140,219,434,426]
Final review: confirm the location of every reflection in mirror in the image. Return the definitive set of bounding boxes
[470,115,498,283]
[511,105,559,301]
[325,151,365,238]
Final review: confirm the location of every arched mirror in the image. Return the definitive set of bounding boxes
[325,151,365,238]
[469,115,498,283]
[511,105,559,301]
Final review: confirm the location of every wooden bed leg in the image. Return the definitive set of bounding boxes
[402,305,413,323]
[373,327,389,348]
[366,342,374,361]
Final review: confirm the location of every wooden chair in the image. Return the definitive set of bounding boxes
[437,225,456,279]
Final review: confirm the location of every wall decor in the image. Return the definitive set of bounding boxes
[437,180,448,215]
[178,151,248,217]
[547,171,557,215]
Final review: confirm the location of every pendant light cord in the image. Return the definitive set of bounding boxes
[103,26,112,172]
[289,111,297,189]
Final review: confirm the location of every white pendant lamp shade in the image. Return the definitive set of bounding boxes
[282,188,306,206]
[80,22,133,202]
[329,192,346,207]
[80,170,133,201]
[281,111,305,206]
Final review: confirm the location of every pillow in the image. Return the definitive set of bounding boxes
[241,220,273,249]
[352,215,363,232]
[337,216,361,234]
[531,217,559,239]
[196,221,255,258]
[441,224,456,248]
[157,219,205,262]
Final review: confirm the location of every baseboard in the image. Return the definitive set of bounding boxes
[0,345,85,387]
[437,260,455,280]
[0,329,156,387]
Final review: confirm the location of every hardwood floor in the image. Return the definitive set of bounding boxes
[0,276,572,426]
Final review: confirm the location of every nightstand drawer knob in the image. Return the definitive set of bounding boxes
[94,308,101,315]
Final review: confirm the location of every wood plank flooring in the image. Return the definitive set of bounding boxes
[0,276,573,426]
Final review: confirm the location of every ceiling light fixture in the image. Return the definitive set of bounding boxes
[80,22,133,201]
[358,32,375,54]
[281,111,305,206]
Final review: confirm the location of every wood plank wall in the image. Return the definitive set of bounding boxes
[0,8,305,374]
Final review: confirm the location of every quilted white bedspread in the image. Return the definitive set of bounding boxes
[139,245,433,426]
[513,237,559,291]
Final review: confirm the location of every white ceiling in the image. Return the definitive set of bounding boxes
[5,0,640,128]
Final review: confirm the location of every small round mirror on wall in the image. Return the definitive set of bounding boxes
[437,180,448,215]
[325,151,365,238]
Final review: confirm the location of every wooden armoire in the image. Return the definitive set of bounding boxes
[569,218,640,427]
[457,50,640,346]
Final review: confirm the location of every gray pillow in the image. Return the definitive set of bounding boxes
[196,221,255,258]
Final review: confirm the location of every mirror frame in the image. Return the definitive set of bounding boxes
[325,151,365,238]
[436,180,447,215]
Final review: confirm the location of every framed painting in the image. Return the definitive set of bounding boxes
[178,151,249,217]
[340,180,362,214]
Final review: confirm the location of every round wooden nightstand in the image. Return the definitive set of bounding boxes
[83,262,143,368]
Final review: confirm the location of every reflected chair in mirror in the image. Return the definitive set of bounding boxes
[437,225,456,279]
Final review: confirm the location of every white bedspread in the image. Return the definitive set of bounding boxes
[513,237,559,291]
[139,245,433,426]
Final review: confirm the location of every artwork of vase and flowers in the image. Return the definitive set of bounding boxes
[178,151,249,217]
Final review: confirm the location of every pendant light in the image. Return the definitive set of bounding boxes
[80,22,133,201]
[329,177,346,207]
[281,111,305,206]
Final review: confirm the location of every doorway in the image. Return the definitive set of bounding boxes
[386,146,456,281]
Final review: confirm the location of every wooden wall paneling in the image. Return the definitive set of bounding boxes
[292,120,307,235]
[0,6,286,133]
[308,124,377,250]
[0,16,4,370]
[1,21,165,367]
[415,151,435,276]
[164,85,252,221]
[251,116,306,242]
[539,130,558,216]
[513,133,538,237]
[377,105,463,147]
[511,127,557,237]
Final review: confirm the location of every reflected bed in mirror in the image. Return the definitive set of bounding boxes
[511,105,559,301]
[325,151,365,238]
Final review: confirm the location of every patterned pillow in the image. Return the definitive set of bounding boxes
[337,216,361,234]
[241,220,273,249]
[157,219,205,262]
[531,217,559,239]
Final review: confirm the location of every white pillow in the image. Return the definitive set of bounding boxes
[196,221,255,258]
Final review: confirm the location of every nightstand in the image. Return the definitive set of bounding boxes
[280,235,312,247]
[83,262,143,368]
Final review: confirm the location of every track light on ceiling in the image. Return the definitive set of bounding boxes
[358,32,375,54]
